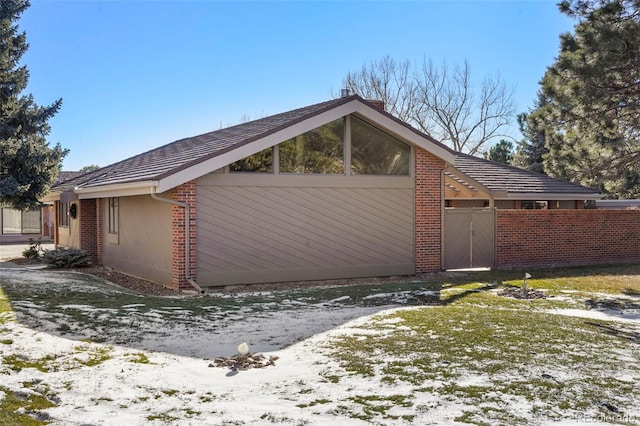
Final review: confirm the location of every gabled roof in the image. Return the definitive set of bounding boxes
[451,153,601,200]
[53,171,84,186]
[51,95,455,198]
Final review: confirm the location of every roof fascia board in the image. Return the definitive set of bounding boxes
[74,181,157,199]
[501,192,602,200]
[446,166,502,198]
[40,193,60,202]
[157,101,360,192]
[352,104,456,164]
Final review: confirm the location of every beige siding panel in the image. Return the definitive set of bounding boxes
[58,203,80,249]
[196,177,415,286]
[101,195,173,285]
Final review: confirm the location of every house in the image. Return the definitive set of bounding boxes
[44,95,603,291]
[1,171,83,244]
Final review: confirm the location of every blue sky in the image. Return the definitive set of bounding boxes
[22,1,574,170]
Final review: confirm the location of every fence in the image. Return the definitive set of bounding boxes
[496,210,640,269]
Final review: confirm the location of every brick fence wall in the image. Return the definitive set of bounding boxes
[415,147,446,273]
[496,210,640,269]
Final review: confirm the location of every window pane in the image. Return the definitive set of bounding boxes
[22,209,41,234]
[109,197,119,234]
[351,116,410,175]
[279,119,344,174]
[229,147,273,172]
[2,208,21,234]
[58,202,69,227]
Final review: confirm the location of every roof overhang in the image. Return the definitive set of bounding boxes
[156,99,456,193]
[445,166,602,201]
[499,192,602,201]
[73,181,159,199]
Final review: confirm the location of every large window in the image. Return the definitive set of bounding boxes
[108,197,119,234]
[226,115,412,176]
[58,201,70,227]
[351,116,410,175]
[229,147,273,172]
[279,119,344,174]
[1,208,41,235]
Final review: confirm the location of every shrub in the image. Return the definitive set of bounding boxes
[22,238,43,259]
[42,247,91,268]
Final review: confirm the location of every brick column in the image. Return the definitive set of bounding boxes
[95,199,102,265]
[53,201,59,246]
[78,199,99,263]
[415,147,446,274]
[171,181,197,290]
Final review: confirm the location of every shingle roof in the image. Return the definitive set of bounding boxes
[52,96,365,192]
[453,153,600,196]
[50,95,598,200]
[53,171,84,186]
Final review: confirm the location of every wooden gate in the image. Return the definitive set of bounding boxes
[444,208,496,269]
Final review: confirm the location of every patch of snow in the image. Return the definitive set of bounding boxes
[548,308,640,324]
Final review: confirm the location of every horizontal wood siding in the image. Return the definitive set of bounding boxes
[196,175,414,286]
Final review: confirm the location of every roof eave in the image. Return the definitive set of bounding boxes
[73,181,159,199]
[499,192,603,200]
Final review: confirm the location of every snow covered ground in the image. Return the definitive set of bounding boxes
[1,266,639,425]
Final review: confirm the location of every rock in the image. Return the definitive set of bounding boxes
[207,352,278,370]
[497,287,547,299]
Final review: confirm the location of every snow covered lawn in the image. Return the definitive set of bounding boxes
[1,266,639,425]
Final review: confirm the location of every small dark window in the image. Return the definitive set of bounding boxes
[521,201,548,210]
[58,201,70,227]
[108,197,119,234]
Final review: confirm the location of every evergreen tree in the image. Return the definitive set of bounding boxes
[484,140,514,165]
[0,0,67,210]
[512,92,549,174]
[530,0,640,197]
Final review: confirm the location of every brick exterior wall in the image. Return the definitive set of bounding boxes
[95,198,102,265]
[496,210,640,269]
[415,147,447,273]
[78,199,99,263]
[171,181,197,290]
[53,201,59,245]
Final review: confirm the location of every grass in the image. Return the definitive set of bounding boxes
[1,263,640,424]
[318,266,640,424]
[126,352,151,364]
[0,385,57,426]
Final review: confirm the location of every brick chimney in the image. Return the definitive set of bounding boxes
[367,99,385,111]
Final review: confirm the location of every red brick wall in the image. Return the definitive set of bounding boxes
[95,199,102,265]
[171,181,197,290]
[415,147,446,273]
[497,210,640,269]
[78,199,99,263]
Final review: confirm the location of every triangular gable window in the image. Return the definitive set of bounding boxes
[229,115,411,176]
[279,119,344,174]
[351,116,410,175]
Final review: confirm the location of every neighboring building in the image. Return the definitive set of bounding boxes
[596,199,640,210]
[43,95,602,290]
[1,171,84,244]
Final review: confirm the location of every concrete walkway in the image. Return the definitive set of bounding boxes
[0,242,55,262]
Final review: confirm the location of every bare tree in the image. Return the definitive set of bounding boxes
[343,55,419,125]
[342,56,516,155]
